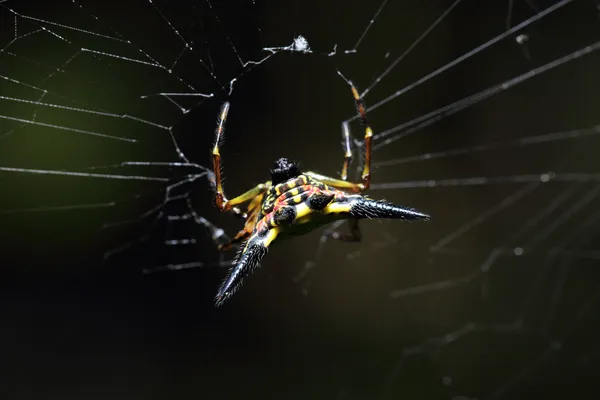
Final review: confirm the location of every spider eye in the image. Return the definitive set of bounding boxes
[270,157,301,184]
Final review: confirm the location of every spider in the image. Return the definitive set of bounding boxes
[211,82,430,307]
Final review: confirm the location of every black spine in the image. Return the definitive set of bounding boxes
[215,242,268,307]
[349,198,430,221]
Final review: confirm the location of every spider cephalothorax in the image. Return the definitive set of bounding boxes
[270,157,302,184]
[211,82,430,307]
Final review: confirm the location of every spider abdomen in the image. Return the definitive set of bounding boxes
[308,192,335,210]
[257,183,341,239]
[273,206,297,226]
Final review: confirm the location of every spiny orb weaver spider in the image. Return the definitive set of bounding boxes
[211,82,430,307]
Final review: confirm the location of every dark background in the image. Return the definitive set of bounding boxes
[2,0,600,398]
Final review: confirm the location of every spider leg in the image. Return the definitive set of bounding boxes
[218,228,252,252]
[304,171,363,191]
[325,218,362,242]
[215,227,280,307]
[322,123,364,241]
[327,133,363,242]
[212,102,230,210]
[339,121,353,181]
[212,101,270,218]
[305,82,373,193]
[217,197,264,252]
[341,82,373,192]
[219,183,269,220]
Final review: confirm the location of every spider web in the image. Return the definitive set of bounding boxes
[2,0,600,398]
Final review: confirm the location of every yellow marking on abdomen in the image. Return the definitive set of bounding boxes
[293,203,312,220]
[324,202,352,215]
[262,227,280,247]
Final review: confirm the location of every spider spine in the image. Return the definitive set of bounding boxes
[215,240,268,307]
[348,197,430,221]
